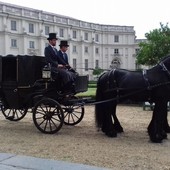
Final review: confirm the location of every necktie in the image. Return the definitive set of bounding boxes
[53,47,57,55]
[63,53,66,60]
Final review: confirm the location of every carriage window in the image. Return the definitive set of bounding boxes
[95,60,99,69]
[45,26,49,35]
[73,46,77,53]
[29,23,34,33]
[11,20,17,31]
[29,41,35,49]
[59,28,64,37]
[73,30,77,39]
[73,58,77,69]
[84,32,88,41]
[85,59,88,71]
[11,39,17,48]
[114,35,119,43]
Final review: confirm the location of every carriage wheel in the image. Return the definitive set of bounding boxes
[63,104,84,125]
[0,105,27,121]
[32,98,64,134]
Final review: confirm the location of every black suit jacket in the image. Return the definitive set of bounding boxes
[57,50,69,65]
[44,45,58,68]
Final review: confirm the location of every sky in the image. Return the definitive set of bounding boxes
[1,0,170,39]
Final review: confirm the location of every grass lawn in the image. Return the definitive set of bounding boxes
[76,87,96,97]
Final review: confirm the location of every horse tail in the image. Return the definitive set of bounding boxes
[95,80,104,128]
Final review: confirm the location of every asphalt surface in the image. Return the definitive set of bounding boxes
[0,153,111,170]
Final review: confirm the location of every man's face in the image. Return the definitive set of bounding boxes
[61,46,68,52]
[49,39,57,46]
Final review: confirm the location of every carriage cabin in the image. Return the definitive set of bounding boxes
[0,55,46,109]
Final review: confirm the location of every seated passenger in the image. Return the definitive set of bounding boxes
[57,40,78,74]
[44,33,77,93]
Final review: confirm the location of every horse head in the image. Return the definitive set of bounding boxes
[159,55,170,69]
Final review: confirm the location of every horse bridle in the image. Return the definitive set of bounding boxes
[159,62,170,78]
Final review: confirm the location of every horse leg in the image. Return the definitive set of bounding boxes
[148,100,167,143]
[101,101,117,137]
[112,110,124,133]
[163,110,170,133]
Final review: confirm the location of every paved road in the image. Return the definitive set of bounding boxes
[0,153,111,170]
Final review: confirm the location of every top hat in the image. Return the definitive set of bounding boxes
[59,40,69,47]
[47,33,58,40]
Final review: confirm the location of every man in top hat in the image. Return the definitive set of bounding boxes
[57,40,77,74]
[44,33,76,93]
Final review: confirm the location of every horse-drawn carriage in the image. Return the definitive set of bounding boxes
[0,55,88,134]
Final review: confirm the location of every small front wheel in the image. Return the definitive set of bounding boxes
[63,104,84,125]
[32,98,64,134]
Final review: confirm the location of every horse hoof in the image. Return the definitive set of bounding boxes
[161,131,167,139]
[105,131,117,137]
[164,126,170,133]
[150,134,164,143]
[113,124,124,133]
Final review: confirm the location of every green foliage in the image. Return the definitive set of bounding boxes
[93,68,103,76]
[88,81,97,88]
[137,23,170,66]
[88,84,97,88]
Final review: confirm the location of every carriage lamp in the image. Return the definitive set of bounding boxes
[42,64,51,80]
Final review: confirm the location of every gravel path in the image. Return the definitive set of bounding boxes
[0,105,170,169]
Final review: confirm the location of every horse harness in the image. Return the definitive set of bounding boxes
[159,62,170,79]
[91,63,170,105]
[105,68,153,102]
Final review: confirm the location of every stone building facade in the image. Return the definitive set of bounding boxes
[0,2,141,79]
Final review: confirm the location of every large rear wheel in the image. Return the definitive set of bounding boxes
[32,98,64,134]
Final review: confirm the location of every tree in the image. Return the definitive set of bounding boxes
[136,23,170,66]
[92,68,103,77]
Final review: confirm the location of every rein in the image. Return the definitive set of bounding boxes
[86,60,170,106]
[89,81,170,105]
[87,80,170,106]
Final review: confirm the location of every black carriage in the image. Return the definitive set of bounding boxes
[0,55,88,134]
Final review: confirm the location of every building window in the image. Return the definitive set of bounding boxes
[95,48,99,54]
[29,41,35,48]
[84,32,88,41]
[114,35,119,42]
[73,30,77,39]
[11,39,17,47]
[85,46,88,53]
[95,60,99,69]
[114,49,119,55]
[135,48,140,54]
[29,23,34,33]
[95,34,99,42]
[85,59,88,71]
[45,26,49,35]
[73,46,77,53]
[73,58,77,69]
[11,20,17,31]
[59,28,64,37]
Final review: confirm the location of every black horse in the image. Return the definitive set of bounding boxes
[95,55,170,143]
